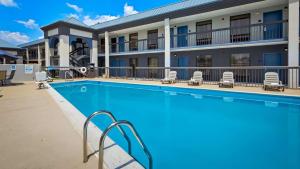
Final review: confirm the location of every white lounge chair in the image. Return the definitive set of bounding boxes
[219,72,234,88]
[188,71,203,85]
[263,72,284,91]
[35,71,47,89]
[161,71,177,84]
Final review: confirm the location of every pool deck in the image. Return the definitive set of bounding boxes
[1,78,300,169]
[94,78,300,97]
[0,82,98,169]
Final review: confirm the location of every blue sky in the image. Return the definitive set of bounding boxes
[0,0,179,45]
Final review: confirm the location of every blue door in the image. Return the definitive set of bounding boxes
[263,53,282,66]
[177,26,188,47]
[263,10,283,40]
[118,36,125,52]
[119,59,126,77]
[178,56,189,80]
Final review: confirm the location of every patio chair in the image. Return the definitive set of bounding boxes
[263,72,284,91]
[35,71,47,89]
[0,71,6,86]
[161,71,177,84]
[4,70,15,85]
[188,71,203,86]
[219,72,234,88]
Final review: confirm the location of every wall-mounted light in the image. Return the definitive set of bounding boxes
[174,54,177,57]
[284,47,288,52]
[222,18,225,21]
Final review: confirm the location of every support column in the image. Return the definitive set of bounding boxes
[92,39,98,67]
[37,45,41,70]
[164,18,171,78]
[288,0,299,88]
[58,35,70,78]
[26,48,29,64]
[58,35,70,67]
[105,31,110,77]
[45,38,50,67]
[3,57,6,64]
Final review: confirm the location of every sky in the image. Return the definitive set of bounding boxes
[0,0,180,45]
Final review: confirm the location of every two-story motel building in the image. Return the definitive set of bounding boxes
[18,0,299,84]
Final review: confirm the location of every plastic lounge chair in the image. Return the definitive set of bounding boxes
[35,71,47,89]
[4,70,15,85]
[0,71,6,86]
[161,71,177,84]
[219,72,234,88]
[263,72,284,91]
[188,71,203,86]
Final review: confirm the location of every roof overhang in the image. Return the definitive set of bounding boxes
[96,0,264,34]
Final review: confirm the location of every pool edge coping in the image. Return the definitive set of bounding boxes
[45,83,144,169]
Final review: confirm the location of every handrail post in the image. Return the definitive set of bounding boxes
[83,110,132,163]
[98,120,152,169]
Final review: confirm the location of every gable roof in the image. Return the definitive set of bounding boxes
[63,17,89,27]
[18,39,45,48]
[0,39,19,49]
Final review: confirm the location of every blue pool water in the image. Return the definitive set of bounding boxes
[51,81,300,169]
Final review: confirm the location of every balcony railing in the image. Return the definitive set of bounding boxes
[171,20,288,48]
[99,37,165,54]
[98,20,287,54]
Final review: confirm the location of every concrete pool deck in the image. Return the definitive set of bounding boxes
[90,78,300,97]
[0,82,98,169]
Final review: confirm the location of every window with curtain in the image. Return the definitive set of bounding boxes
[196,55,212,67]
[230,53,250,67]
[196,20,212,45]
[230,14,250,42]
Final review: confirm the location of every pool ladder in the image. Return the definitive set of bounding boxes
[83,110,153,169]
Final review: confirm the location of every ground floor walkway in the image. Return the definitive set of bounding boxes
[0,82,97,169]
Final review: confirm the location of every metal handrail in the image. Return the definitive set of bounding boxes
[98,120,152,169]
[83,110,132,163]
[64,70,74,81]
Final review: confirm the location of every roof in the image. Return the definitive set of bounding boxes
[62,17,89,27]
[91,0,217,29]
[18,39,45,48]
[0,39,19,49]
[0,50,19,59]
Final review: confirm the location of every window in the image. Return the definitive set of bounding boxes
[196,20,212,45]
[111,38,117,53]
[129,33,138,51]
[147,29,158,49]
[230,14,250,42]
[196,55,212,67]
[148,57,159,78]
[231,53,250,67]
[100,38,105,53]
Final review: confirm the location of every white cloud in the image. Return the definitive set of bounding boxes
[16,19,39,29]
[66,13,80,19]
[83,15,119,26]
[0,0,17,7]
[0,31,30,44]
[124,3,138,16]
[66,2,82,13]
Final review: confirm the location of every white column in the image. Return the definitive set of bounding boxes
[164,18,171,78]
[26,48,29,64]
[92,39,98,67]
[45,38,50,67]
[37,45,41,65]
[3,57,6,64]
[58,35,70,67]
[105,31,110,77]
[288,0,299,88]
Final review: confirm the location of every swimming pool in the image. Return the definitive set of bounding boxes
[51,80,300,169]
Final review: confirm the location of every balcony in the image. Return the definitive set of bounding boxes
[98,20,288,55]
[171,20,288,50]
[99,37,165,54]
